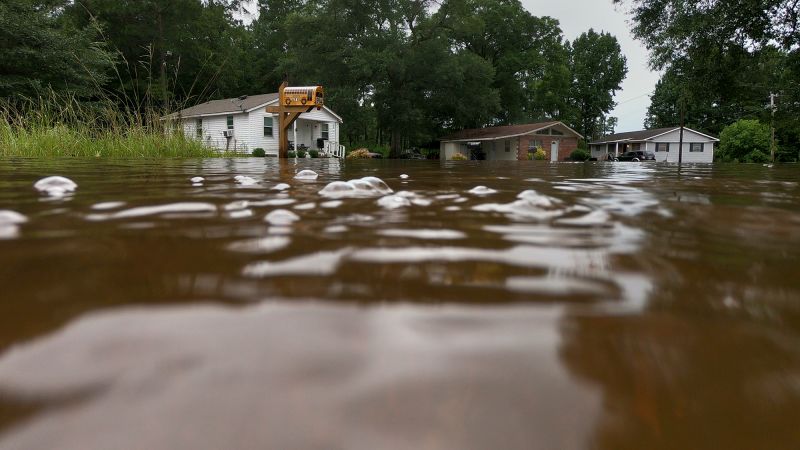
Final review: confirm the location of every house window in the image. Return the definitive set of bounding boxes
[196,119,202,138]
[535,128,550,135]
[504,140,511,152]
[226,115,234,130]
[263,116,273,137]
[656,143,670,152]
[690,143,704,152]
[321,123,329,140]
[529,139,542,151]
[632,143,641,151]
[550,128,564,136]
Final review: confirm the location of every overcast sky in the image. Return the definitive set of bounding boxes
[240,0,658,131]
[521,0,660,131]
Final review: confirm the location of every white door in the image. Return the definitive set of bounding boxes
[550,140,559,162]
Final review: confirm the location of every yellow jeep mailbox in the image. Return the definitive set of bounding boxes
[281,86,324,109]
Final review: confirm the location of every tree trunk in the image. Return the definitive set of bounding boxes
[389,128,402,158]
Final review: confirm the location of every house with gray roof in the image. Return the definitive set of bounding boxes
[590,127,718,163]
[164,93,344,156]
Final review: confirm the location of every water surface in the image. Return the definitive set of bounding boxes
[0,158,799,449]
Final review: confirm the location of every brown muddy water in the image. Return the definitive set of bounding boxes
[0,158,799,449]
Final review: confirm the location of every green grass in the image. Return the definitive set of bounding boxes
[0,96,237,158]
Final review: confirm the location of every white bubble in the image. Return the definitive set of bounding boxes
[0,210,28,225]
[377,195,411,209]
[234,175,259,185]
[224,200,250,211]
[190,176,205,183]
[320,200,343,208]
[318,177,393,198]
[399,174,409,179]
[272,183,291,191]
[293,202,316,210]
[226,236,291,254]
[34,176,77,197]
[264,209,300,225]
[294,170,319,180]
[468,186,497,196]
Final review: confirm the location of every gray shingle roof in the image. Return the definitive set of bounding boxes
[589,127,679,144]
[166,93,280,119]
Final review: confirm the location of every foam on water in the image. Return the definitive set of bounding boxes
[190,177,205,183]
[294,170,319,180]
[473,189,566,221]
[377,195,411,209]
[264,209,300,225]
[400,174,409,179]
[318,176,393,199]
[272,183,290,191]
[33,176,77,197]
[228,209,254,219]
[254,199,296,207]
[223,200,250,211]
[293,202,316,210]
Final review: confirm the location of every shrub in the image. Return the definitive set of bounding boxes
[346,148,372,159]
[308,149,319,158]
[287,150,297,158]
[251,148,266,157]
[743,149,770,163]
[296,148,307,158]
[569,148,591,161]
[450,152,468,161]
[530,148,546,160]
[718,119,771,162]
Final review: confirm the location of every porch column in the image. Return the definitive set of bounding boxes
[615,142,619,157]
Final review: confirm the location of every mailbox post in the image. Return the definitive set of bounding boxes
[266,82,324,158]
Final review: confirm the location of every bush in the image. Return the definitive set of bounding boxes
[287,150,297,158]
[346,148,372,159]
[529,148,546,160]
[569,148,591,161]
[450,152,468,161]
[296,148,307,158]
[718,119,771,162]
[308,149,319,158]
[251,148,265,157]
[744,149,770,163]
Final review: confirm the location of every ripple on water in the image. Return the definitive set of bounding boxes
[86,202,217,221]
[318,177,392,198]
[377,229,466,240]
[33,176,77,197]
[226,236,291,254]
[468,186,497,196]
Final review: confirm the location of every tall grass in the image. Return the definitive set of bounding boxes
[0,94,234,158]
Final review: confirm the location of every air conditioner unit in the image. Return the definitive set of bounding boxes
[223,130,234,138]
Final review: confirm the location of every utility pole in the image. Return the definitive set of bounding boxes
[770,93,777,163]
[678,96,685,164]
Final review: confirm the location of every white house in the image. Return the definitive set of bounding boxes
[589,127,718,163]
[166,93,344,156]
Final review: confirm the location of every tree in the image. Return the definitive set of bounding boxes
[567,29,627,140]
[0,0,113,99]
[718,119,772,162]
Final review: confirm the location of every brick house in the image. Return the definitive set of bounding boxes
[439,121,582,161]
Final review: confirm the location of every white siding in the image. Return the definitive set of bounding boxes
[486,139,518,161]
[179,103,342,155]
[648,129,715,163]
[441,142,465,160]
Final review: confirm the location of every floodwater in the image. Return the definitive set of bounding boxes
[0,158,799,449]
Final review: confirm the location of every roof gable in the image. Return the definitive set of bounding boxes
[591,127,718,144]
[441,121,582,141]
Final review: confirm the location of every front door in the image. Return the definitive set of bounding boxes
[550,140,559,162]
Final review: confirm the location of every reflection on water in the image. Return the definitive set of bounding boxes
[0,159,799,449]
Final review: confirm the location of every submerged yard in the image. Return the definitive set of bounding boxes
[0,158,798,449]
